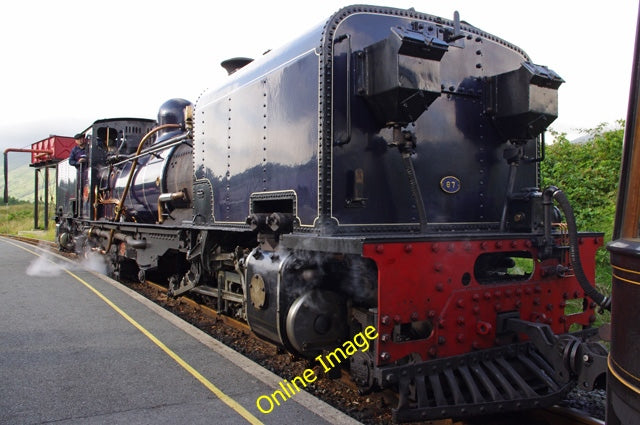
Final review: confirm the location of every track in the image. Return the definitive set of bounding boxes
[11,235,606,425]
[466,406,605,425]
[536,407,605,425]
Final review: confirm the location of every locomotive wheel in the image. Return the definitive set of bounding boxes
[169,260,202,296]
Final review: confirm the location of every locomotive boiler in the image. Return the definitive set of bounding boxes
[55,5,610,422]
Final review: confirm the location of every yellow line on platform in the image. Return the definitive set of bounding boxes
[7,239,263,425]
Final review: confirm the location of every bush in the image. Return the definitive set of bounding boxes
[541,121,624,296]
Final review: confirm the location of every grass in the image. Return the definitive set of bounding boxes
[0,203,56,241]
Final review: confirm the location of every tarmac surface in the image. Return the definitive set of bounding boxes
[0,236,362,425]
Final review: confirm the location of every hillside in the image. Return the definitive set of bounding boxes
[1,163,56,203]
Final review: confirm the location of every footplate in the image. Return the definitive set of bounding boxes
[378,342,573,423]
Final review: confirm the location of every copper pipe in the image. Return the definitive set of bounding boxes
[3,148,53,155]
[93,186,98,219]
[157,191,187,224]
[101,123,181,254]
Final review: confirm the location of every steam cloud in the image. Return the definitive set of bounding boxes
[26,243,107,277]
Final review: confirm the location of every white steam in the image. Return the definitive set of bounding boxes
[26,244,107,277]
[26,250,64,277]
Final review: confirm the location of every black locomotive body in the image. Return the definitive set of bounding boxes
[54,5,610,422]
[195,9,553,230]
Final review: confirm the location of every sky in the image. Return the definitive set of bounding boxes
[0,0,638,164]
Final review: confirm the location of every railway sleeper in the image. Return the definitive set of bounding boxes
[378,323,606,423]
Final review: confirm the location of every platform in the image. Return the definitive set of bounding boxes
[0,237,362,425]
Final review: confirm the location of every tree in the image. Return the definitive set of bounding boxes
[3,196,29,205]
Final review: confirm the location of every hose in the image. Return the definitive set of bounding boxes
[544,186,611,311]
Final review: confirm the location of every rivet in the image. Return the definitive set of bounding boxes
[476,321,492,335]
[381,315,390,325]
[404,244,413,253]
[375,244,384,254]
[380,352,391,361]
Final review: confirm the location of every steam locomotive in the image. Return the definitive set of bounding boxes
[54,5,610,422]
